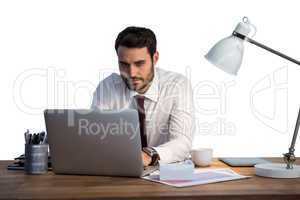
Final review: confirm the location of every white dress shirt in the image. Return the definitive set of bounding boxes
[91,67,195,163]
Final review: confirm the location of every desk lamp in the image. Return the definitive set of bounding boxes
[205,17,300,178]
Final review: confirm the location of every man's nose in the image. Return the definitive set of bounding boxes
[128,66,138,77]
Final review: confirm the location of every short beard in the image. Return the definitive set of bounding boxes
[122,63,154,93]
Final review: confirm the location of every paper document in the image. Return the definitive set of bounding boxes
[142,168,250,187]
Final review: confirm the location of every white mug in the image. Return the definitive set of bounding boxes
[190,148,213,167]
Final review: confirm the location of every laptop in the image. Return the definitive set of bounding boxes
[44,108,158,177]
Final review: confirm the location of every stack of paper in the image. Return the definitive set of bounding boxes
[142,168,250,187]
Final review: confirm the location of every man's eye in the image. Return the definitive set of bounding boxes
[136,62,144,67]
[120,63,130,68]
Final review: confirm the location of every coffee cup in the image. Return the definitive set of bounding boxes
[190,148,213,167]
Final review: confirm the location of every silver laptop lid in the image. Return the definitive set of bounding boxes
[44,109,143,177]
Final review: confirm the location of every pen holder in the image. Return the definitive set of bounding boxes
[24,144,48,174]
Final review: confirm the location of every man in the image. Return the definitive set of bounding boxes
[91,26,195,166]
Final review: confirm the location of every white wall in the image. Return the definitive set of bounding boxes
[0,0,300,159]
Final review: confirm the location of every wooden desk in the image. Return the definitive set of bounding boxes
[1,158,300,200]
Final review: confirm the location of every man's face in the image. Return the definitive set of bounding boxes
[117,46,158,94]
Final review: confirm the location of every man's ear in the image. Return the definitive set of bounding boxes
[153,51,159,65]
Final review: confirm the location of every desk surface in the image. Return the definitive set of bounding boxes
[1,158,300,200]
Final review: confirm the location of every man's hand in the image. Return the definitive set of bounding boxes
[142,151,152,167]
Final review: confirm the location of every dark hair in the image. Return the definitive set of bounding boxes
[115,26,157,58]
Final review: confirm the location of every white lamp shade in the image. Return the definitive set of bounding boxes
[205,35,244,75]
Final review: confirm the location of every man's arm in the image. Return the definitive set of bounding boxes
[90,77,112,110]
[152,77,195,164]
[141,151,152,166]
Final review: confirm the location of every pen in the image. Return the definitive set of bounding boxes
[28,134,32,144]
[39,132,46,144]
[42,133,47,144]
[32,133,36,144]
[24,129,30,144]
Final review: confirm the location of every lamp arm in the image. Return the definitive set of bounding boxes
[291,108,300,150]
[233,31,300,66]
[233,31,300,169]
